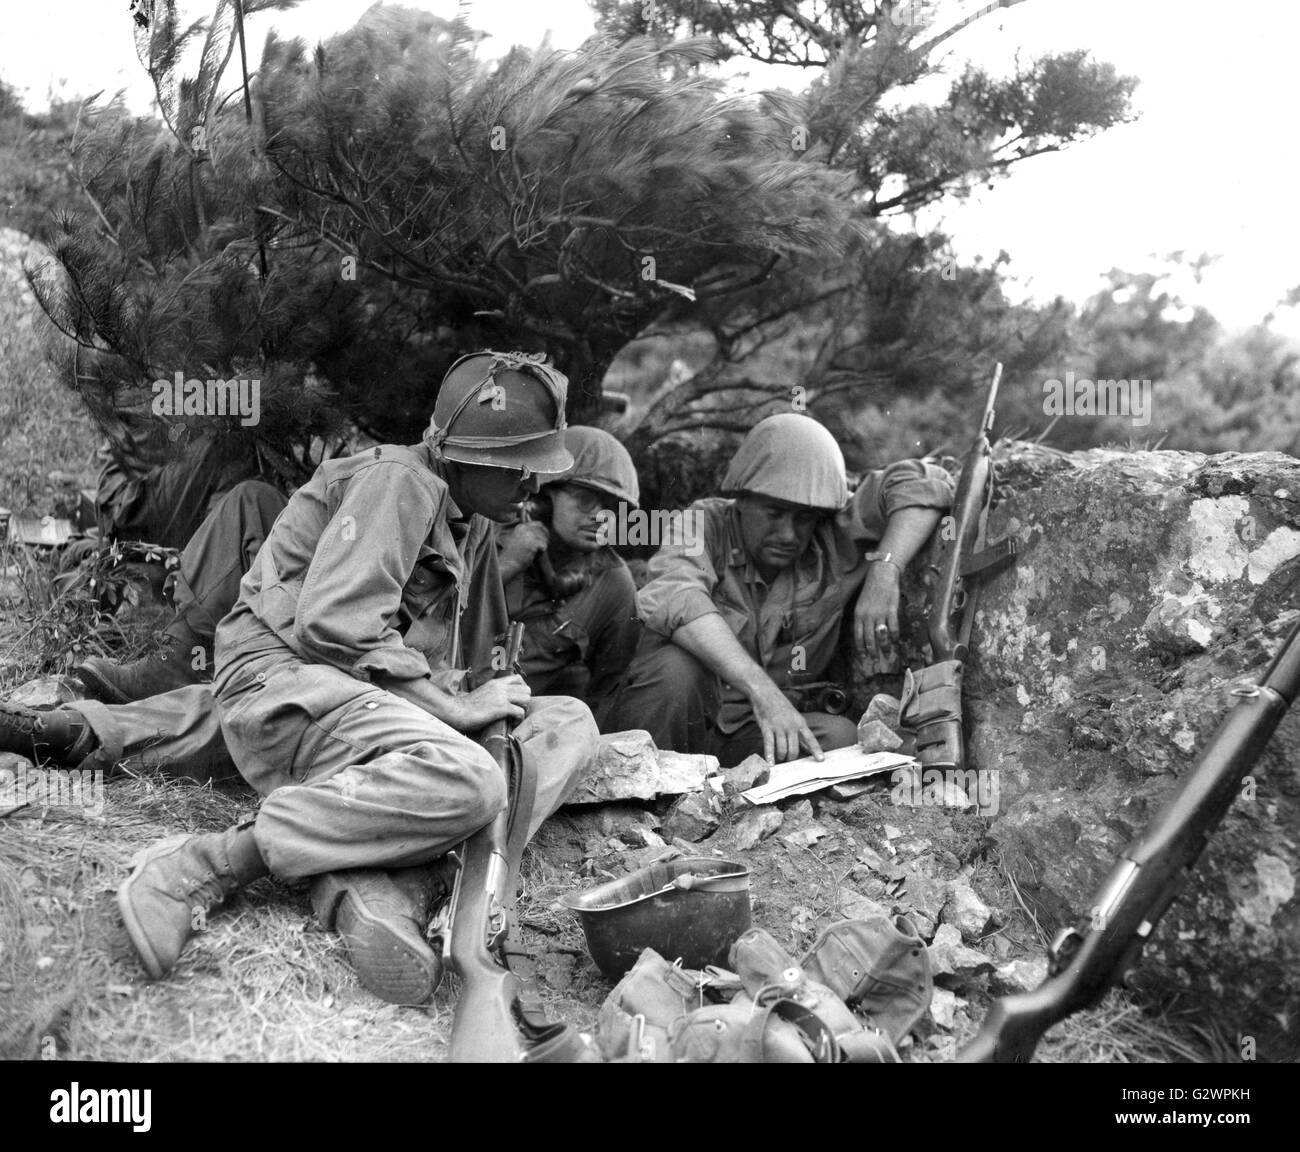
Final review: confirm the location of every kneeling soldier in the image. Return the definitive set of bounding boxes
[602,413,954,766]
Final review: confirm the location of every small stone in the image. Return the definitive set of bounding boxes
[782,799,816,829]
[883,824,902,840]
[856,718,903,753]
[908,911,938,942]
[4,675,85,710]
[990,956,1050,994]
[663,791,720,843]
[894,870,949,922]
[781,823,828,850]
[862,693,903,730]
[855,845,890,873]
[657,750,719,794]
[836,886,890,921]
[626,827,667,849]
[929,987,960,1030]
[731,805,784,850]
[942,882,994,943]
[722,754,770,798]
[927,923,996,982]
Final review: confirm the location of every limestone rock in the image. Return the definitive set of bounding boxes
[571,731,717,802]
[942,882,994,943]
[990,955,1050,995]
[927,923,995,985]
[862,693,903,730]
[856,719,903,754]
[730,805,784,851]
[4,675,85,710]
[836,886,891,922]
[721,754,770,798]
[929,987,961,1030]
[953,446,1300,1046]
[663,791,720,843]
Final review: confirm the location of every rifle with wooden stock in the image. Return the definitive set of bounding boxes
[958,614,1300,1062]
[432,621,580,1062]
[904,362,1018,772]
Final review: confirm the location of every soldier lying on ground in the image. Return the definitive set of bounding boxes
[601,413,955,767]
[0,351,599,1005]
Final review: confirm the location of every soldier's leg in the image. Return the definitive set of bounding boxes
[597,637,720,753]
[216,655,506,879]
[169,480,287,646]
[1,688,238,785]
[514,694,599,840]
[75,689,239,784]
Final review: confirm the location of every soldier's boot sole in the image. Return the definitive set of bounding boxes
[312,875,442,1006]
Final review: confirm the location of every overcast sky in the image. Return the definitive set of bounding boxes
[3,0,1297,338]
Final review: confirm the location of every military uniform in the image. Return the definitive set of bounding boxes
[502,536,639,702]
[602,458,954,762]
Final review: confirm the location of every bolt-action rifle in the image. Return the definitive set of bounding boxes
[957,615,1300,1062]
[431,621,580,1062]
[903,363,1018,771]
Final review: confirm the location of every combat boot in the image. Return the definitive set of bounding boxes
[75,622,212,705]
[310,862,452,1006]
[117,824,268,979]
[0,701,98,766]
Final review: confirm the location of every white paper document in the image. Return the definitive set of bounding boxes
[740,747,916,805]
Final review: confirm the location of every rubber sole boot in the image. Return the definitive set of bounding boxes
[117,825,267,979]
[311,868,444,1006]
[76,627,212,705]
[0,702,98,766]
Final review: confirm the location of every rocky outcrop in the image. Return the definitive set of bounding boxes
[964,445,1300,1057]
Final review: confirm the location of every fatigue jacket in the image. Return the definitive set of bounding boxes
[215,443,506,695]
[501,540,639,700]
[636,459,954,730]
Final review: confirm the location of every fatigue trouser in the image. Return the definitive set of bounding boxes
[166,480,286,647]
[599,639,858,768]
[75,667,593,881]
[211,650,594,882]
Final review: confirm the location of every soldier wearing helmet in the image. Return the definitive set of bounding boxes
[87,351,601,1007]
[602,413,955,766]
[495,426,641,705]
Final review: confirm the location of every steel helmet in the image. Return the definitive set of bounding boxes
[559,856,752,980]
[720,413,849,512]
[424,350,573,475]
[551,426,640,509]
